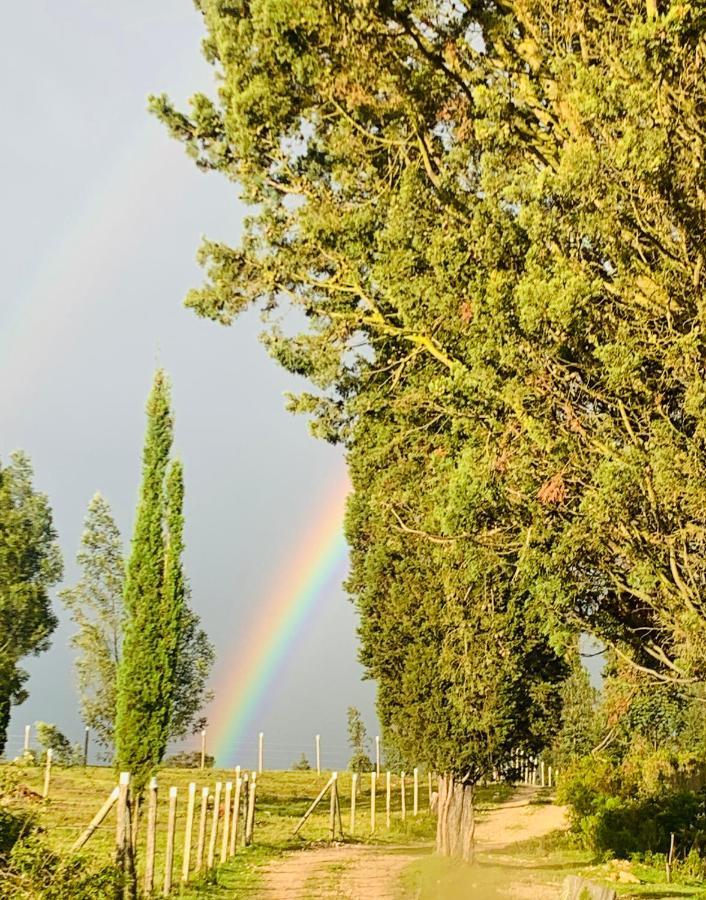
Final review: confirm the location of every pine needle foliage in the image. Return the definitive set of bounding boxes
[114,372,206,789]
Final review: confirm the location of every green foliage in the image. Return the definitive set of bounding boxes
[0,452,62,756]
[34,723,82,767]
[163,751,214,769]
[347,707,372,773]
[292,753,311,771]
[115,372,214,790]
[550,663,600,769]
[0,834,119,899]
[60,494,124,751]
[155,0,706,802]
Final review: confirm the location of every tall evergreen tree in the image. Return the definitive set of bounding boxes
[115,372,185,788]
[0,452,62,755]
[61,493,124,751]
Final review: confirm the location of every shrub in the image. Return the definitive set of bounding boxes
[163,750,214,768]
[292,753,311,771]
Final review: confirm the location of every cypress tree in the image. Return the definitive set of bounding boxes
[115,371,182,788]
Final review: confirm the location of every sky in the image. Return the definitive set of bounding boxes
[0,1,377,768]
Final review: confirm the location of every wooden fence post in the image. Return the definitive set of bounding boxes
[245,772,257,845]
[413,768,419,816]
[229,776,242,856]
[162,787,177,897]
[42,749,53,800]
[181,782,196,884]
[221,781,233,863]
[428,771,433,810]
[375,736,380,775]
[350,773,357,834]
[386,771,391,829]
[316,734,321,774]
[83,727,89,767]
[401,772,406,820]
[195,787,209,873]
[541,761,545,788]
[143,777,158,895]
[258,732,264,774]
[200,729,206,769]
[370,771,376,833]
[240,773,249,845]
[329,771,338,840]
[207,781,222,869]
[115,772,130,864]
[547,765,553,788]
[23,724,30,753]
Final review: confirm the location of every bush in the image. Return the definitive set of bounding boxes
[163,751,214,768]
[292,753,311,771]
[35,723,83,767]
[0,834,119,899]
[559,754,706,857]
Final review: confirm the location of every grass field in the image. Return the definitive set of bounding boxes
[6,763,704,898]
[2,762,444,896]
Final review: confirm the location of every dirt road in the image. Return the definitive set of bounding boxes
[257,787,568,899]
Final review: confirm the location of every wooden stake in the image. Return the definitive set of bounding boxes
[229,776,242,856]
[315,734,321,774]
[181,782,196,883]
[547,765,553,788]
[240,773,249,846]
[83,727,89,767]
[375,735,380,775]
[370,771,376,832]
[541,761,545,788]
[293,774,335,835]
[401,772,406,820]
[144,777,158,895]
[195,787,209,873]
[207,781,222,869]
[329,771,338,840]
[200,729,206,769]
[71,785,119,851]
[221,781,233,863]
[350,773,357,834]
[162,787,177,897]
[23,724,30,752]
[336,777,343,839]
[245,772,257,845]
[386,771,391,829]
[667,832,675,883]
[258,732,264,774]
[115,772,130,866]
[428,771,433,810]
[42,749,53,799]
[413,768,419,816]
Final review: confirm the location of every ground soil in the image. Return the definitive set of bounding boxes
[257,787,568,899]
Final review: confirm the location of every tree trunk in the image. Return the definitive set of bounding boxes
[435,775,475,862]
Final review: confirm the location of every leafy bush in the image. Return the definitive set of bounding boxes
[559,753,706,857]
[0,834,119,899]
[292,753,311,771]
[35,722,83,767]
[163,750,214,768]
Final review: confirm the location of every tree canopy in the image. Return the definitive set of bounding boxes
[153,0,706,855]
[0,452,62,755]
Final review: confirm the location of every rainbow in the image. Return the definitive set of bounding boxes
[211,476,351,764]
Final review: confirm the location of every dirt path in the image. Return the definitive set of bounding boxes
[258,843,429,899]
[475,785,568,850]
[258,787,568,899]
